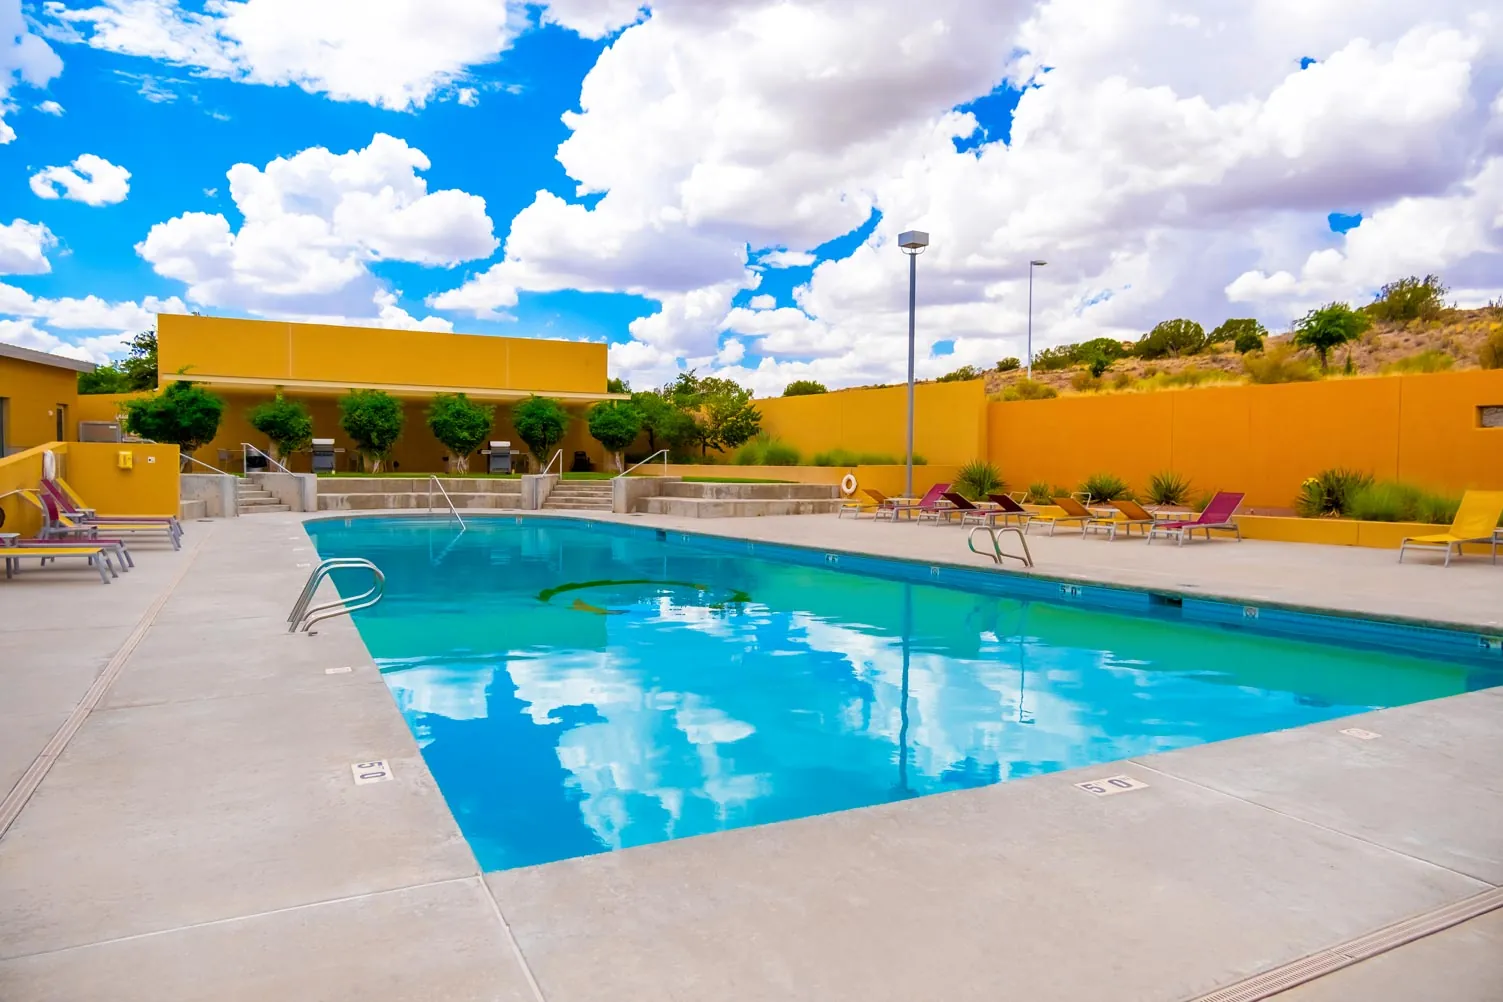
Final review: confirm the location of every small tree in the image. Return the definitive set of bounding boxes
[1209,318,1266,348]
[1366,275,1448,323]
[338,389,404,473]
[1083,349,1114,378]
[672,374,761,457]
[426,393,495,473]
[937,365,984,383]
[122,381,224,464]
[120,329,159,391]
[606,376,630,394]
[587,401,643,471]
[782,379,828,396]
[513,395,569,465]
[631,389,695,454]
[996,357,1021,372]
[1293,303,1370,371]
[247,393,314,462]
[78,365,130,394]
[1135,319,1206,359]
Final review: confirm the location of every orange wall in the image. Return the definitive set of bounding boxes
[64,441,181,516]
[157,314,607,394]
[0,355,80,452]
[755,380,987,467]
[987,370,1503,506]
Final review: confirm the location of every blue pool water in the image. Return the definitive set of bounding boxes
[306,516,1497,872]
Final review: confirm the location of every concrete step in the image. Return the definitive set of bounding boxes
[542,500,614,511]
[316,492,521,511]
[660,482,837,500]
[638,497,843,518]
[237,491,278,502]
[316,477,522,495]
[237,496,284,507]
[238,504,292,515]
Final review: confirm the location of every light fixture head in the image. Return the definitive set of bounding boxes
[1030,259,1047,266]
[898,230,930,252]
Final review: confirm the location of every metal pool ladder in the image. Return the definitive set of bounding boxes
[426,475,467,530]
[288,558,385,633]
[967,525,1034,568]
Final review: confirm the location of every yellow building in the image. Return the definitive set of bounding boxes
[0,342,93,456]
[140,315,625,474]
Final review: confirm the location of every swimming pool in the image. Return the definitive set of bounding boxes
[306,515,1500,872]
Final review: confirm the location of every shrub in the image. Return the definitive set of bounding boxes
[513,395,569,464]
[428,393,496,473]
[1416,492,1462,525]
[1192,490,1217,513]
[937,364,984,383]
[1069,369,1101,392]
[734,433,800,466]
[1146,471,1191,506]
[1295,468,1373,518]
[1347,481,1425,522]
[1079,472,1133,502]
[782,379,827,396]
[1380,349,1454,375]
[1083,349,1113,378]
[1023,481,1057,504]
[338,389,404,473]
[247,393,313,462]
[996,357,1021,372]
[955,459,1005,500]
[1244,343,1318,384]
[1293,303,1370,370]
[999,377,1058,401]
[1209,318,1266,346]
[1111,371,1134,390]
[1366,275,1448,323]
[122,381,225,459]
[1031,345,1078,371]
[1135,319,1207,359]
[1478,327,1503,369]
[586,400,643,472]
[1234,328,1265,354]
[809,449,923,466]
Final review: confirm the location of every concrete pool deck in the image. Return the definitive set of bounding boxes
[1,510,1499,1000]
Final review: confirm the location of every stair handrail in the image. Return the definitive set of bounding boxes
[615,448,670,479]
[426,474,467,530]
[242,442,293,475]
[182,455,234,476]
[288,557,385,633]
[541,449,564,476]
[967,524,1034,568]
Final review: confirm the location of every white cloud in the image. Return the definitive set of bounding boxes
[0,284,188,363]
[539,0,646,39]
[0,318,128,363]
[456,86,478,107]
[747,294,776,309]
[2,0,64,142]
[50,0,528,111]
[36,98,64,114]
[0,219,57,275]
[759,249,816,269]
[137,133,497,321]
[30,154,132,205]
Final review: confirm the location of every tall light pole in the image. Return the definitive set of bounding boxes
[899,230,929,497]
[1027,259,1047,379]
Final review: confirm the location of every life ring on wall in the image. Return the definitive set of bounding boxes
[840,473,858,496]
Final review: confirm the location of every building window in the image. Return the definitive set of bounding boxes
[1480,406,1503,429]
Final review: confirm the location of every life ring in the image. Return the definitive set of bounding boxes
[840,473,858,495]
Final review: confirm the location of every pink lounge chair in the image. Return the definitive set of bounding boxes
[1146,491,1245,545]
[42,478,182,542]
[876,483,951,522]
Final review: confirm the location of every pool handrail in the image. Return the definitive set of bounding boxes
[242,442,293,476]
[616,448,670,479]
[288,557,385,633]
[426,475,467,531]
[967,524,1034,568]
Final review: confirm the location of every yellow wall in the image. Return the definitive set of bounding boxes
[73,392,137,425]
[988,370,1503,506]
[654,464,964,496]
[0,355,80,452]
[0,444,49,536]
[0,440,179,535]
[755,380,987,467]
[158,314,608,394]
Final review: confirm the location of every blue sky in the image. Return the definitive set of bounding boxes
[0,1,1497,394]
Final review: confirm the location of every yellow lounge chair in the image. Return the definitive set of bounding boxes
[1398,491,1503,567]
[2,544,120,583]
[1024,496,1097,535]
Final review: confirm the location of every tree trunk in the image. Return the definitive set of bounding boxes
[614,450,624,472]
[453,454,469,474]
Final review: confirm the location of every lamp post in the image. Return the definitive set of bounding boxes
[899,230,930,497]
[1027,259,1047,379]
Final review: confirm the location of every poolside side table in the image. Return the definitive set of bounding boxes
[0,533,18,547]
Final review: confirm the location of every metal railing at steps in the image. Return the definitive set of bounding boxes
[615,448,670,479]
[967,525,1034,568]
[540,449,564,476]
[182,455,234,476]
[425,475,467,530]
[288,558,385,633]
[242,443,293,476]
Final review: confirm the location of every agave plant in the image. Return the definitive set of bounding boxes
[1294,467,1374,518]
[955,459,1005,500]
[1146,470,1191,506]
[1078,472,1133,503]
[1023,481,1055,504]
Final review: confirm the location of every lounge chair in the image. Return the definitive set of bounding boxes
[926,492,994,526]
[837,487,892,519]
[2,542,120,583]
[5,535,134,569]
[33,492,181,551]
[876,483,951,523]
[1146,492,1245,545]
[985,494,1034,527]
[1096,499,1167,541]
[1025,496,1096,535]
[42,478,182,542]
[1399,491,1503,567]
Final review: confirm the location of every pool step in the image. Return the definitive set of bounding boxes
[542,481,615,511]
[236,486,290,515]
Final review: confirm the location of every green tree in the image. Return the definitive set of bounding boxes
[1135,319,1206,359]
[587,401,644,471]
[995,357,1021,372]
[1293,303,1370,371]
[338,389,405,473]
[78,365,130,394]
[78,329,159,394]
[606,376,631,394]
[426,392,495,473]
[1366,275,1448,323]
[1076,337,1128,361]
[247,394,314,462]
[1209,318,1266,347]
[513,395,570,465]
[122,381,225,465]
[631,389,695,453]
[782,379,828,396]
[1031,344,1078,371]
[936,364,983,383]
[668,372,762,457]
[1083,349,1114,378]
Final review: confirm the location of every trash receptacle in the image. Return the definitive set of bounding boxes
[572,450,594,473]
[487,441,512,474]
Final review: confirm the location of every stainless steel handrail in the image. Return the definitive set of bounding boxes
[615,448,670,479]
[426,475,467,530]
[288,557,385,632]
[967,525,1034,568]
[541,449,563,476]
[242,442,293,475]
[183,455,234,476]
